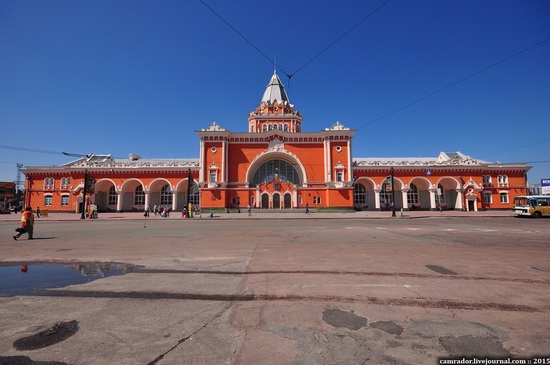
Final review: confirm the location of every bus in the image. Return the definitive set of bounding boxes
[513,196,550,218]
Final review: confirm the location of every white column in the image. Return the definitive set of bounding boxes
[429,188,437,210]
[116,191,123,212]
[172,191,177,211]
[144,190,150,209]
[455,190,463,210]
[374,189,381,209]
[199,139,204,184]
[401,190,409,209]
[323,139,328,181]
[347,140,352,181]
[223,140,228,183]
[326,140,332,181]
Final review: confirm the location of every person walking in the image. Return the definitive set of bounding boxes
[144,205,150,217]
[247,204,251,216]
[305,203,310,215]
[36,207,41,218]
[14,207,34,240]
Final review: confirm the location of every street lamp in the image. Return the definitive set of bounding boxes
[390,167,396,217]
[186,168,192,218]
[81,169,88,219]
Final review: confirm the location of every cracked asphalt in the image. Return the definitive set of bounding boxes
[0,214,549,364]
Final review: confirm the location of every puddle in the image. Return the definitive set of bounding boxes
[0,262,141,297]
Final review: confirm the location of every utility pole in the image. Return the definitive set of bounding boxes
[63,152,92,219]
[15,163,23,208]
[390,167,396,217]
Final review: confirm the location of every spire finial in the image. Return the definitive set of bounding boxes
[273,56,277,74]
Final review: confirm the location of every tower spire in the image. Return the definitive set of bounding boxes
[261,70,289,104]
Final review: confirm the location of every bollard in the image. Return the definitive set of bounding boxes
[400,208,404,218]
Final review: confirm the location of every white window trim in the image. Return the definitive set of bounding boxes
[61,194,70,206]
[44,194,53,206]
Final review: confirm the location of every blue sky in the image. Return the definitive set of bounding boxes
[1,0,549,185]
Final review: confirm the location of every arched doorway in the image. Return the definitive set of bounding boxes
[273,193,280,209]
[261,193,269,209]
[354,178,375,210]
[284,193,291,209]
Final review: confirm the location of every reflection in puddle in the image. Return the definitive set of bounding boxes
[0,262,141,297]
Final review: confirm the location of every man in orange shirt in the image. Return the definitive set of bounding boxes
[13,207,34,240]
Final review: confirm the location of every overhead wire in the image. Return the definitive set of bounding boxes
[198,0,391,86]
[354,37,550,130]
[0,144,63,155]
[479,138,550,159]
[288,0,391,79]
[198,0,291,78]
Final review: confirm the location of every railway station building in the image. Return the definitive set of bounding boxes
[22,72,531,213]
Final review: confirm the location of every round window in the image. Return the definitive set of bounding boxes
[335,146,342,152]
[211,147,217,153]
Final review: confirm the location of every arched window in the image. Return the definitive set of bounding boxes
[251,159,300,187]
[283,124,289,132]
[498,175,508,186]
[160,184,172,205]
[189,181,200,206]
[134,185,145,205]
[354,183,366,205]
[60,177,70,188]
[108,186,118,206]
[262,124,267,132]
[44,177,55,189]
[407,183,419,205]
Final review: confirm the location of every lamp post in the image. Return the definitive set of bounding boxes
[459,176,466,211]
[81,169,88,219]
[390,167,396,217]
[186,168,192,218]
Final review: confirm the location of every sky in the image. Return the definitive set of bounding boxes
[1,0,549,186]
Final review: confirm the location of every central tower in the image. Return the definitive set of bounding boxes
[248,71,303,133]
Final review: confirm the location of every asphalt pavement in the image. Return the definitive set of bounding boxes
[0,212,548,365]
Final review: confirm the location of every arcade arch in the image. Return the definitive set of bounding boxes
[353,178,375,210]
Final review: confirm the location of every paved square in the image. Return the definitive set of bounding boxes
[1,214,549,364]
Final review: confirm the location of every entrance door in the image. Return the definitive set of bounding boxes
[261,193,269,209]
[284,193,291,209]
[468,200,475,211]
[273,194,280,209]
